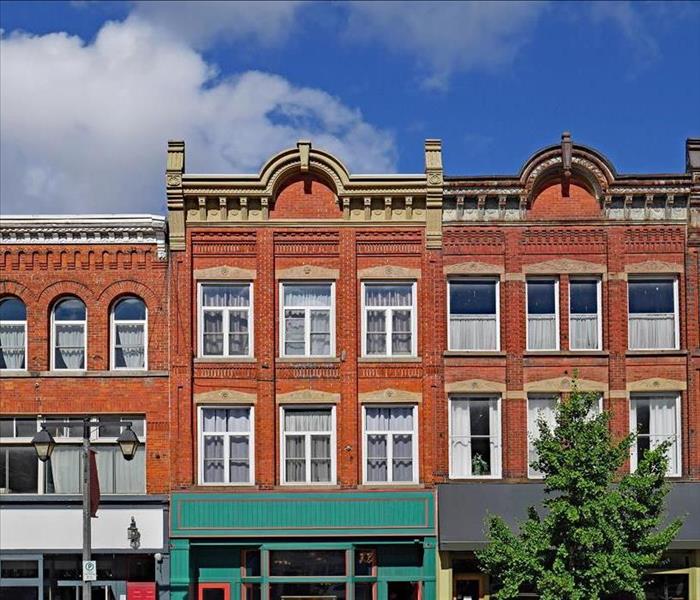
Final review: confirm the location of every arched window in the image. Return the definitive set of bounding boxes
[0,297,27,370]
[111,297,147,370]
[52,297,86,370]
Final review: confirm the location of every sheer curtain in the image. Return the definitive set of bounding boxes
[202,285,250,307]
[283,285,331,356]
[283,285,331,307]
[629,314,675,349]
[392,434,413,481]
[310,436,331,482]
[55,324,85,369]
[450,401,470,477]
[0,324,25,369]
[365,285,412,307]
[48,447,81,493]
[527,397,557,476]
[310,311,330,355]
[366,435,387,482]
[285,436,305,482]
[115,323,145,368]
[650,397,678,475]
[202,408,250,483]
[449,315,497,350]
[229,437,249,483]
[284,409,332,483]
[570,314,598,350]
[366,407,414,482]
[284,410,331,432]
[527,315,556,350]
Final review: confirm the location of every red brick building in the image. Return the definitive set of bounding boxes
[0,215,170,599]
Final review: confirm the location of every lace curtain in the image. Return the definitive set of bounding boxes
[0,324,25,369]
[283,285,331,306]
[114,323,145,368]
[365,285,412,307]
[202,285,249,307]
[55,324,85,369]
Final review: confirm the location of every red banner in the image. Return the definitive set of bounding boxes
[89,449,100,517]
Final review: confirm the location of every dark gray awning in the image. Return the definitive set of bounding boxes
[438,482,700,550]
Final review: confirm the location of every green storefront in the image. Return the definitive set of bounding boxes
[170,491,436,600]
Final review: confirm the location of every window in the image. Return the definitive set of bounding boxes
[527,395,558,478]
[450,396,501,478]
[569,279,601,350]
[281,283,334,357]
[51,297,86,370]
[363,406,417,483]
[628,278,678,350]
[362,283,416,357]
[199,283,252,357]
[448,280,499,351]
[631,394,681,476]
[199,407,253,485]
[281,407,335,484]
[0,297,26,370]
[111,297,147,369]
[527,279,558,350]
[0,417,145,494]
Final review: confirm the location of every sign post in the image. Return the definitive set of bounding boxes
[83,559,96,582]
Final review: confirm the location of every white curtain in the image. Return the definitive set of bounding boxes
[115,323,145,368]
[0,324,25,369]
[48,447,81,493]
[449,316,497,350]
[228,311,249,355]
[450,399,498,477]
[528,397,557,476]
[55,324,85,369]
[203,311,224,355]
[203,435,224,483]
[365,285,412,307]
[392,434,413,481]
[367,434,387,482]
[365,407,413,432]
[229,436,249,483]
[629,314,675,349]
[450,401,470,477]
[391,310,412,354]
[570,314,598,350]
[202,285,249,307]
[203,408,250,433]
[527,315,556,350]
[649,397,678,474]
[284,410,331,432]
[366,310,386,355]
[284,285,331,306]
[93,446,145,493]
[310,436,331,482]
[285,435,305,482]
[310,310,331,355]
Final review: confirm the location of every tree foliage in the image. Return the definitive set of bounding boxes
[476,383,682,600]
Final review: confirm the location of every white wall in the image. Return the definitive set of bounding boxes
[0,506,164,551]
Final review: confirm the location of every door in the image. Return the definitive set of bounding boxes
[454,578,481,600]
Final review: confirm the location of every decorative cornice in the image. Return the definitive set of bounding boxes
[626,378,686,392]
[445,379,506,394]
[359,388,422,404]
[524,377,608,393]
[194,389,257,404]
[444,261,504,276]
[193,266,256,280]
[357,265,421,279]
[523,258,607,274]
[276,390,340,404]
[625,260,684,274]
[275,265,339,280]
[0,215,168,260]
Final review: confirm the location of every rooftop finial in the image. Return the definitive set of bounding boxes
[561,131,572,197]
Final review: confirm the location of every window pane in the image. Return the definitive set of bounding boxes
[0,297,26,320]
[203,311,224,355]
[450,281,496,315]
[285,435,305,482]
[367,434,387,482]
[629,280,674,314]
[0,419,12,438]
[527,281,556,314]
[365,284,412,307]
[570,281,598,314]
[471,437,491,476]
[310,435,331,482]
[15,418,37,437]
[114,323,145,368]
[469,401,491,436]
[202,285,249,307]
[0,324,25,369]
[229,436,249,483]
[203,436,224,483]
[227,408,250,432]
[113,297,146,320]
[284,309,305,355]
[284,409,331,432]
[1,446,38,493]
[392,310,412,354]
[636,401,650,435]
[54,297,85,320]
[284,284,331,306]
[228,311,249,356]
[269,550,346,576]
[528,315,556,350]
[392,434,413,481]
[270,583,346,600]
[54,324,85,369]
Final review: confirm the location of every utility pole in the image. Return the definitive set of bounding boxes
[83,418,91,600]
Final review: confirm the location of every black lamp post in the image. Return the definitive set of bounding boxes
[32,417,141,599]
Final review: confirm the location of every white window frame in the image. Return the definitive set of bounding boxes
[568,277,602,351]
[447,278,500,351]
[110,297,148,370]
[50,297,87,371]
[0,298,27,371]
[197,406,255,486]
[361,404,419,485]
[279,405,336,486]
[527,395,559,479]
[627,276,680,351]
[198,282,254,358]
[630,393,681,477]
[526,277,560,351]
[361,281,417,357]
[279,281,335,358]
[448,395,502,479]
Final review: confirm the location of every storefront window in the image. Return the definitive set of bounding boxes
[269,550,346,577]
[354,549,377,577]
[354,582,377,600]
[270,582,346,600]
[242,549,261,577]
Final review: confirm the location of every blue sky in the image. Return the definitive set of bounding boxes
[1,1,699,214]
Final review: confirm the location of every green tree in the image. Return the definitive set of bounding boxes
[477,383,682,600]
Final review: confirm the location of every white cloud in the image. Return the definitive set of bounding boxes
[343,1,546,90]
[0,17,396,214]
[131,0,304,49]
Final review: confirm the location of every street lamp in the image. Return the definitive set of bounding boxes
[31,417,141,599]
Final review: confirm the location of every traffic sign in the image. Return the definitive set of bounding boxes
[83,560,96,581]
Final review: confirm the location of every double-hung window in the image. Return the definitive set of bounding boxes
[527,279,559,351]
[630,394,680,476]
[448,279,499,351]
[52,297,86,370]
[527,395,558,478]
[363,283,416,357]
[200,407,253,485]
[281,283,334,357]
[111,296,147,369]
[569,279,601,350]
[449,396,501,478]
[363,406,417,483]
[0,297,26,370]
[199,283,252,357]
[281,407,335,484]
[628,278,678,350]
